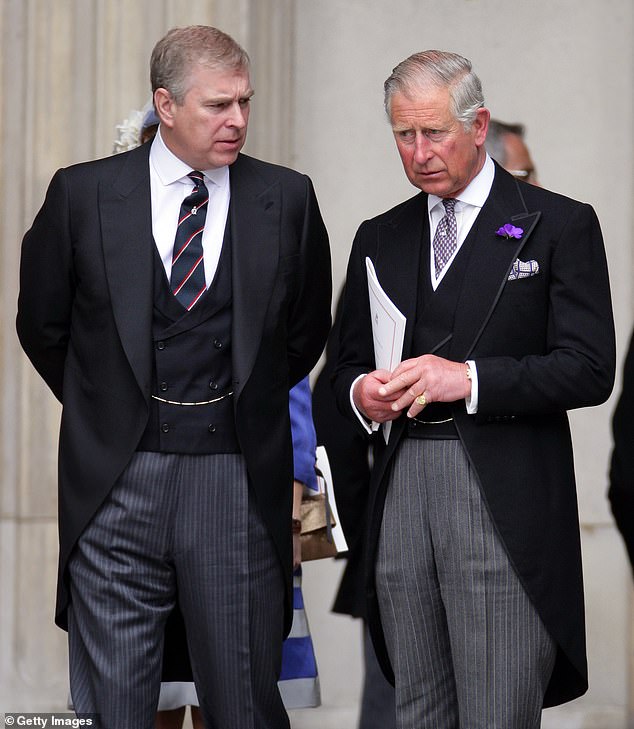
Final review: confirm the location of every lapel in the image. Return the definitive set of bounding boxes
[374,193,426,359]
[228,155,281,399]
[449,165,541,359]
[100,143,154,397]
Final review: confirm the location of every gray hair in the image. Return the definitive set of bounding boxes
[484,119,525,166]
[384,50,484,128]
[151,25,250,105]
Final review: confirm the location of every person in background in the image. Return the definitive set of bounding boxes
[485,118,539,185]
[17,24,330,729]
[333,49,614,728]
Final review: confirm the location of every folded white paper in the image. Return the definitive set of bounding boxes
[315,445,348,553]
[365,257,406,443]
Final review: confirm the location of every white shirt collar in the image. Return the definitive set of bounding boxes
[427,154,495,214]
[149,127,229,189]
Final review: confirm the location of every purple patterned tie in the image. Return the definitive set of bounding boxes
[170,171,208,310]
[432,198,458,277]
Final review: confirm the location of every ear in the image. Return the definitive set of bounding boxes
[154,88,175,128]
[473,107,490,147]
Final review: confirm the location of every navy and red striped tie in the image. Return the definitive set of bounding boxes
[170,171,208,310]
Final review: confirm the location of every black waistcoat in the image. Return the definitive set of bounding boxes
[407,213,478,439]
[137,228,240,454]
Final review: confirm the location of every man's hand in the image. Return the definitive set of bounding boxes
[378,354,471,418]
[353,369,410,422]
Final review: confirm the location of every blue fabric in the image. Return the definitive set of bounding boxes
[293,584,304,610]
[289,377,318,491]
[278,568,320,706]
[279,636,318,680]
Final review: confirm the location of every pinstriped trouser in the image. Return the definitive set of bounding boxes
[67,451,289,729]
[376,439,556,729]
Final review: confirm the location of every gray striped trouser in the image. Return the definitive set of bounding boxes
[376,438,556,729]
[67,451,289,729]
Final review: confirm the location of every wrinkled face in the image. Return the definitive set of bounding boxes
[390,84,489,198]
[155,62,253,170]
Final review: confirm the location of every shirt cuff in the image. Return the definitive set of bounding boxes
[350,374,380,434]
[465,360,478,414]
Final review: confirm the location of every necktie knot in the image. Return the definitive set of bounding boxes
[188,171,205,188]
[442,197,457,214]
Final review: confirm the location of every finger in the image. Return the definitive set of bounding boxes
[389,385,424,413]
[379,371,418,397]
[390,357,421,378]
[407,391,429,418]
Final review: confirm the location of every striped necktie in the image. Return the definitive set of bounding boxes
[170,171,208,310]
[432,198,457,277]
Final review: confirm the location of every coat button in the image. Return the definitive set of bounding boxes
[160,382,169,392]
[157,341,166,350]
[208,424,216,433]
[209,380,218,390]
[213,338,223,349]
[161,423,170,433]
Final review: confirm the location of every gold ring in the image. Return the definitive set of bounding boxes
[415,394,427,407]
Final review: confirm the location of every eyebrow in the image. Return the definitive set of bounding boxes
[204,89,255,104]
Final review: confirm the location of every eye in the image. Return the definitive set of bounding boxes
[395,129,415,141]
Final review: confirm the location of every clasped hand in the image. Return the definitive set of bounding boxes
[353,354,471,422]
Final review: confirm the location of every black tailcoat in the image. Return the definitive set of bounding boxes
[333,164,615,706]
[17,142,332,634]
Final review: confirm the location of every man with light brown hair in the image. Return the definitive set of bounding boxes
[17,25,330,729]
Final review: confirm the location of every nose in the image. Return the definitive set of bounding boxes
[413,133,434,165]
[227,102,248,129]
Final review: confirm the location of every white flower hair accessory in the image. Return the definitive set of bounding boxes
[113,109,145,153]
[112,100,159,154]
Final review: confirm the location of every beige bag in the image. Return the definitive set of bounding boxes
[300,470,337,561]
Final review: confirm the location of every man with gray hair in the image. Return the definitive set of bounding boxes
[486,118,539,184]
[17,25,331,729]
[333,49,614,727]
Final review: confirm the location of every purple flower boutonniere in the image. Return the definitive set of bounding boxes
[496,223,524,240]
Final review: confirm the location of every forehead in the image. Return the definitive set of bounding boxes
[185,62,252,98]
[390,84,455,128]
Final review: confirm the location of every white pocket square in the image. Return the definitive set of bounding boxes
[508,259,539,281]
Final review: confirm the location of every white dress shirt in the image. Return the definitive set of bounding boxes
[351,155,496,432]
[428,155,495,290]
[149,128,231,288]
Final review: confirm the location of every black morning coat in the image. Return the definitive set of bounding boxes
[16,142,332,636]
[333,163,615,707]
